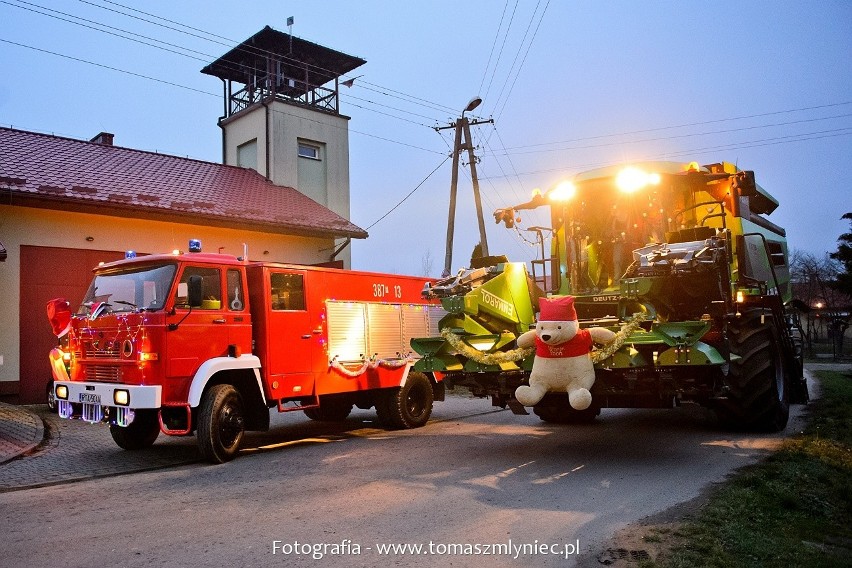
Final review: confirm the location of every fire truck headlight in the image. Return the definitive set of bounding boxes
[55,384,69,400]
[114,389,130,406]
[62,351,71,363]
[736,290,745,303]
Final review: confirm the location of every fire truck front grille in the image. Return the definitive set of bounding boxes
[85,342,122,359]
[85,365,121,382]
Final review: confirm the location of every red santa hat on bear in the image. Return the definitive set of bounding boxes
[47,298,72,338]
[538,296,578,322]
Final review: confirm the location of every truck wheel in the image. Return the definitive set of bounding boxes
[381,372,434,429]
[45,381,58,413]
[109,409,160,450]
[198,384,245,463]
[533,395,599,424]
[719,308,789,432]
[304,398,353,422]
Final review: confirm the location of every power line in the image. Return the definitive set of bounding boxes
[478,127,852,180]
[0,36,445,155]
[363,156,449,230]
[480,0,517,105]
[491,0,550,123]
[477,0,511,96]
[483,112,852,157]
[496,101,852,151]
[4,0,454,126]
[0,37,218,97]
[79,0,236,46]
[80,0,460,116]
[3,0,213,61]
[488,0,546,121]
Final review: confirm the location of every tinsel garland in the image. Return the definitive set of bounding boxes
[440,328,534,365]
[440,312,647,366]
[329,355,414,377]
[590,313,646,363]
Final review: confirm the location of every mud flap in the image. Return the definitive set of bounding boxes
[507,398,530,415]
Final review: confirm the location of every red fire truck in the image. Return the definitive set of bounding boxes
[52,241,445,463]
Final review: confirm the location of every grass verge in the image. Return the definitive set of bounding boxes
[648,370,852,567]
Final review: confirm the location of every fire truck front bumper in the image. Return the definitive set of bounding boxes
[54,381,162,426]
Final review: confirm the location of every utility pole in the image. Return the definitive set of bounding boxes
[435,97,494,277]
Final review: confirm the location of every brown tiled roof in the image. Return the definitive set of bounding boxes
[0,127,368,239]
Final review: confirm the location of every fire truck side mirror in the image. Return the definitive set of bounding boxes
[188,275,204,308]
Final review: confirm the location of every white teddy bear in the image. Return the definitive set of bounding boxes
[515,296,616,410]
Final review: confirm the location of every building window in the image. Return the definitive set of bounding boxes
[237,139,258,171]
[298,142,321,160]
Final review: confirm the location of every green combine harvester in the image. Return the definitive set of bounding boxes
[411,161,808,431]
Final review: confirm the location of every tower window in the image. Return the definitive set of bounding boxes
[237,139,258,171]
[298,143,320,160]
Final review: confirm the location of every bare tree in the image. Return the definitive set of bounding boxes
[789,249,850,356]
[829,212,852,296]
[421,249,435,277]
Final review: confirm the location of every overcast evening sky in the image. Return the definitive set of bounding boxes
[1,1,850,276]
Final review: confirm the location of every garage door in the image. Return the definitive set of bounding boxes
[18,246,124,404]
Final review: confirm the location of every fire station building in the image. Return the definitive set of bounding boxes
[0,27,368,403]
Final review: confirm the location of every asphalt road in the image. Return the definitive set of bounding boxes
[0,381,812,568]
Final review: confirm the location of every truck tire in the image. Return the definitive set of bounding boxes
[45,381,58,413]
[198,384,245,463]
[719,308,789,432]
[109,409,160,450]
[379,372,434,429]
[533,394,599,424]
[304,398,353,422]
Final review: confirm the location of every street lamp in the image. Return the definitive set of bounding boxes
[463,96,482,114]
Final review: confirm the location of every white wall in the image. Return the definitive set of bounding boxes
[222,106,267,176]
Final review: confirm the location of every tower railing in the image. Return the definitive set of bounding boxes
[228,75,338,117]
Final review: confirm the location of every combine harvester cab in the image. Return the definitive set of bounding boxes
[412,161,807,431]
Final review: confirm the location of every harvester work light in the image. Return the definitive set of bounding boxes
[548,180,577,202]
[616,167,661,193]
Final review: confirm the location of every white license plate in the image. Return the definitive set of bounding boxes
[79,392,101,404]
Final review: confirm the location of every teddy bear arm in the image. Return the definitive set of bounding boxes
[589,326,616,344]
[516,329,537,348]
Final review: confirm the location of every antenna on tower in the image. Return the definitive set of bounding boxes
[287,16,294,53]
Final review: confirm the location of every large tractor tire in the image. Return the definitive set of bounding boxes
[198,384,245,463]
[110,409,160,450]
[533,394,599,424]
[718,308,789,432]
[376,372,434,429]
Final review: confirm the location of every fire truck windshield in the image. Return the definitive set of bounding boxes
[79,263,177,314]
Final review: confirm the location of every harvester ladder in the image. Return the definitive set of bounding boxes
[528,226,559,294]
